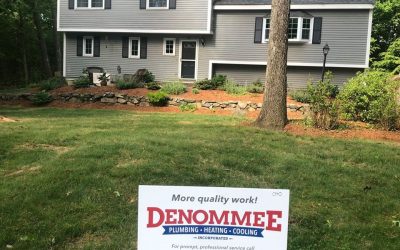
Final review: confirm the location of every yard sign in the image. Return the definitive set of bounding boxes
[138,185,290,250]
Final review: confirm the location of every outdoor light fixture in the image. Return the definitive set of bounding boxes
[117,65,121,74]
[200,37,206,47]
[322,43,330,81]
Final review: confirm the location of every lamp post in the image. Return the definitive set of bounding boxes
[322,44,330,81]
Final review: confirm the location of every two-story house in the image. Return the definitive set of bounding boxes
[58,0,374,89]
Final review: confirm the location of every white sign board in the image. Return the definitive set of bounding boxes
[138,185,290,250]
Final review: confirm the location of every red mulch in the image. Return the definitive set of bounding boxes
[285,123,400,144]
[51,86,305,105]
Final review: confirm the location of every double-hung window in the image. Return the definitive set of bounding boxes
[163,38,175,56]
[76,0,104,9]
[263,17,313,42]
[147,0,169,9]
[129,37,140,59]
[83,36,94,57]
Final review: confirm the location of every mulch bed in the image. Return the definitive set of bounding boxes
[1,85,399,144]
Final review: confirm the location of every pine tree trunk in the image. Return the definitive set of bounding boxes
[18,13,29,84]
[53,3,62,73]
[32,0,52,78]
[256,0,291,130]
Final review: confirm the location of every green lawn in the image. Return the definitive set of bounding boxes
[0,107,399,249]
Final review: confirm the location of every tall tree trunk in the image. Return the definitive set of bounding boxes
[53,3,62,73]
[18,13,29,84]
[256,0,291,130]
[32,0,52,78]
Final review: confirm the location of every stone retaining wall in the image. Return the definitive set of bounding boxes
[0,92,306,112]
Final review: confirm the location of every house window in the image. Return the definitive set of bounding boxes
[163,38,175,56]
[129,37,140,59]
[288,18,299,39]
[263,17,313,42]
[302,18,311,40]
[148,0,168,9]
[76,0,104,9]
[83,36,94,57]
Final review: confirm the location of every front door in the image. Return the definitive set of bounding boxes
[180,41,197,79]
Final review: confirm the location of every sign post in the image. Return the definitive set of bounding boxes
[138,185,290,250]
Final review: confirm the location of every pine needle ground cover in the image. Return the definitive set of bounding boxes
[0,107,399,249]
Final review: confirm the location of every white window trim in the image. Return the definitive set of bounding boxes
[75,0,105,10]
[129,37,141,59]
[146,0,169,10]
[163,38,176,56]
[83,36,94,57]
[262,17,314,43]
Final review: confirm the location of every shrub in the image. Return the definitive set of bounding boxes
[192,88,200,94]
[246,79,264,94]
[222,80,247,95]
[211,74,227,89]
[194,79,213,90]
[194,75,227,90]
[145,82,161,90]
[179,103,197,112]
[142,70,155,83]
[147,91,170,106]
[289,90,312,103]
[132,69,155,83]
[32,92,53,106]
[338,70,400,130]
[39,76,66,91]
[162,81,187,95]
[306,72,340,130]
[73,76,91,89]
[116,80,143,90]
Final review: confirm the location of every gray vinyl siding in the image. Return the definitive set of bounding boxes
[65,34,182,80]
[59,0,210,32]
[213,64,360,89]
[197,9,370,79]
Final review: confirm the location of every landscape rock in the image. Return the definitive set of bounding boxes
[101,97,117,103]
[238,102,248,109]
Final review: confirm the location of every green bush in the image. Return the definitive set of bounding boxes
[32,92,53,106]
[142,70,155,83]
[289,90,312,103]
[222,80,247,95]
[246,79,264,94]
[39,76,66,91]
[116,80,142,90]
[194,79,213,90]
[73,76,91,89]
[338,70,400,130]
[192,88,200,94]
[161,81,187,95]
[306,72,340,130]
[194,75,227,90]
[145,82,161,90]
[211,74,227,89]
[147,91,170,106]
[179,103,197,112]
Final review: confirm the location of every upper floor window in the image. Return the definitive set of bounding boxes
[76,0,104,9]
[263,17,313,42]
[147,0,169,9]
[83,36,94,57]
